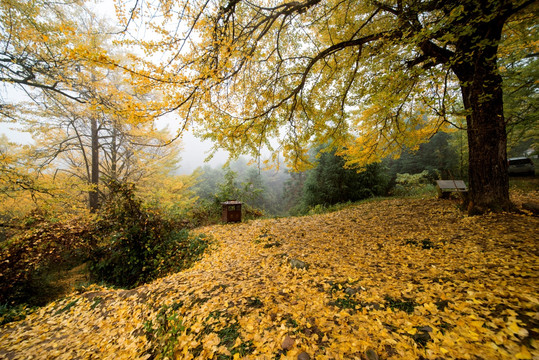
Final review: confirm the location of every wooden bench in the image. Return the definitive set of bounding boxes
[436,180,468,199]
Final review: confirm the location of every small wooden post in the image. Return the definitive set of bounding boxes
[221,200,242,223]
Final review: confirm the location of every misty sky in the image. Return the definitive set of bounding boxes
[0,115,231,176]
[155,116,231,175]
[0,0,234,176]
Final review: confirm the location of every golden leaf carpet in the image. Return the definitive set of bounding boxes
[1,198,538,359]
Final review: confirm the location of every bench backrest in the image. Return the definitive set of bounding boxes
[436,180,467,191]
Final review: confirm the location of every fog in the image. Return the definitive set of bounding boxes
[174,131,230,175]
[0,117,231,176]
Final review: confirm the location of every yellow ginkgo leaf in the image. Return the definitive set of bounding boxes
[515,345,532,359]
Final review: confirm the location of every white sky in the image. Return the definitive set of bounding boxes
[154,115,230,174]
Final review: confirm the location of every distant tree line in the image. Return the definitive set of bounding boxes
[192,131,472,217]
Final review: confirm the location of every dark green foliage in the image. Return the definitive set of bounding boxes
[194,160,291,218]
[194,164,254,205]
[89,182,210,289]
[0,303,36,325]
[162,308,255,360]
[391,171,437,197]
[384,296,417,314]
[502,26,538,157]
[193,165,225,200]
[404,238,435,250]
[328,279,362,311]
[301,146,390,210]
[282,171,306,214]
[508,139,537,158]
[188,199,223,226]
[191,166,266,225]
[210,313,255,359]
[386,132,460,181]
[0,180,216,317]
[283,314,299,328]
[332,296,360,310]
[215,168,247,203]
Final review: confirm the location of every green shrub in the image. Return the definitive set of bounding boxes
[0,182,212,307]
[89,182,211,289]
[392,171,437,197]
[0,303,36,325]
[188,199,222,226]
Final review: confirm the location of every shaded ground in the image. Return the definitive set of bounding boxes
[1,196,538,359]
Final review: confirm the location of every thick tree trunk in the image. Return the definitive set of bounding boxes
[462,78,511,213]
[453,19,512,214]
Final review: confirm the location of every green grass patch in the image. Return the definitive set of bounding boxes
[404,238,436,249]
[0,303,37,325]
[144,303,186,359]
[510,176,538,192]
[54,299,79,315]
[384,296,416,314]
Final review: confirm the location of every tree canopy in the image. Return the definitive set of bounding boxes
[0,0,165,125]
[0,0,193,212]
[118,0,536,212]
[1,0,536,212]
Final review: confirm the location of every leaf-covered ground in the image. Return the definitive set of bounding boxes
[1,197,538,359]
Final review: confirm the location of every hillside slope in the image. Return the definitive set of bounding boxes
[1,198,538,359]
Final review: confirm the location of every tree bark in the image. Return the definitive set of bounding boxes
[462,77,511,214]
[451,18,512,214]
[110,124,118,182]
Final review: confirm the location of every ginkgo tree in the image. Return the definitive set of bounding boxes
[0,0,172,146]
[25,93,185,210]
[0,135,36,215]
[0,0,185,212]
[0,0,85,103]
[118,0,537,213]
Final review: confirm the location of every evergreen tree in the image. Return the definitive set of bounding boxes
[386,132,460,180]
[301,147,389,209]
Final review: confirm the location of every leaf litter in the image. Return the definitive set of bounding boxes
[1,198,538,359]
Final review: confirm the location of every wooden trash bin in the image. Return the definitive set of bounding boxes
[221,200,242,223]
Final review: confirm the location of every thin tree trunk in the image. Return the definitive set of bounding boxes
[89,116,99,213]
[111,124,118,182]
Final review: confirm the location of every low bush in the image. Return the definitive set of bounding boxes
[0,211,94,305]
[392,171,438,197]
[89,182,211,289]
[188,199,222,226]
[0,182,212,311]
